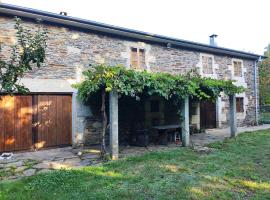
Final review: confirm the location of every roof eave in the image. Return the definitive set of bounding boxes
[0,3,264,60]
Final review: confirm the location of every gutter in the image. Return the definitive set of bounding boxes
[0,3,265,60]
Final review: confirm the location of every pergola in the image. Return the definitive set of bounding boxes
[108,91,237,160]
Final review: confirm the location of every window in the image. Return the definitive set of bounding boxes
[236,97,244,113]
[202,56,213,74]
[150,100,160,112]
[130,47,146,69]
[233,61,242,77]
[139,49,146,68]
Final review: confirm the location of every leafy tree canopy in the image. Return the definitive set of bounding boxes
[259,44,270,105]
[0,17,47,93]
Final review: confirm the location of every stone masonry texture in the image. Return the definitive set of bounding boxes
[0,16,258,145]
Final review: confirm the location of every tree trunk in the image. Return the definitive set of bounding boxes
[100,88,107,156]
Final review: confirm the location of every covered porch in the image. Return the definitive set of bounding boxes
[109,92,238,160]
[118,95,196,147]
[75,65,244,160]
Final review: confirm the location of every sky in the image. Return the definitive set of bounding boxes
[2,0,269,55]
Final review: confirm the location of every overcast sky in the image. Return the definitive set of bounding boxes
[2,0,269,55]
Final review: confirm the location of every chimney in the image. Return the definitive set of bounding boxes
[209,34,218,46]
[59,11,67,16]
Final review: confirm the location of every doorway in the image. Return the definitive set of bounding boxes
[200,100,216,129]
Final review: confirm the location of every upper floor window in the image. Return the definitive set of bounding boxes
[233,61,242,77]
[130,47,146,70]
[202,56,213,74]
[236,97,244,113]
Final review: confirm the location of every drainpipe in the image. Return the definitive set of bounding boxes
[254,57,261,125]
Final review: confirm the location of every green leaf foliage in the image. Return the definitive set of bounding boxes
[259,44,270,105]
[74,65,244,102]
[0,17,47,94]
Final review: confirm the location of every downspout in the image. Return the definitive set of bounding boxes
[254,57,261,125]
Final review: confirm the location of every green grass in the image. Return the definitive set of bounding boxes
[1,130,270,200]
[23,159,39,170]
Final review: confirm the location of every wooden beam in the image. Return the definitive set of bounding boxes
[229,95,237,137]
[181,96,190,146]
[109,91,119,160]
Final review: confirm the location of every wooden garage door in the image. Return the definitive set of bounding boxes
[0,94,72,152]
[0,96,32,152]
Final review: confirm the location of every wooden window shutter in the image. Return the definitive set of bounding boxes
[202,56,213,74]
[139,49,146,69]
[236,97,244,113]
[130,48,138,69]
[130,48,146,70]
[233,61,242,77]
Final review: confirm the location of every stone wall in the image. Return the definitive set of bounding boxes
[0,15,258,145]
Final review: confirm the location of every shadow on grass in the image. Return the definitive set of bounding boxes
[1,130,270,200]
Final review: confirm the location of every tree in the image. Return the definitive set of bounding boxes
[259,44,270,105]
[0,17,47,94]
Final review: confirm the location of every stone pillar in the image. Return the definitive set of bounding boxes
[73,91,92,146]
[216,97,222,128]
[181,96,190,146]
[191,102,200,130]
[109,91,119,160]
[229,95,237,137]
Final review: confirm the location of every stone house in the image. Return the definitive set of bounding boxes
[0,3,262,153]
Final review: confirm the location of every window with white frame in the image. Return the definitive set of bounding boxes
[233,61,242,77]
[202,55,213,74]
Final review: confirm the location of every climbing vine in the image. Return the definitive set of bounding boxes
[74,64,244,101]
[74,64,244,156]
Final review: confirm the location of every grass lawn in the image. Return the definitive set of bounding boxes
[0,130,270,200]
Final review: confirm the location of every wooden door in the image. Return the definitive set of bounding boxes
[0,96,33,152]
[200,101,216,129]
[0,94,72,152]
[35,95,72,149]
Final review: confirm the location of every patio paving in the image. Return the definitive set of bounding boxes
[120,124,270,156]
[0,146,101,180]
[1,124,270,180]
[191,124,270,146]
